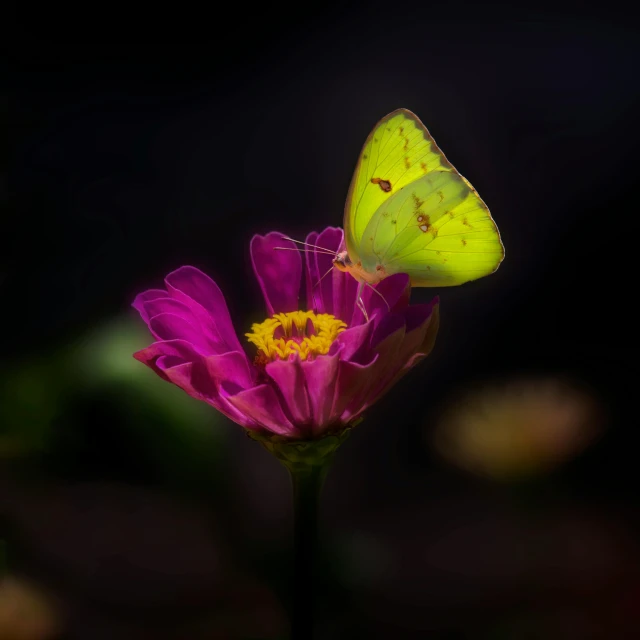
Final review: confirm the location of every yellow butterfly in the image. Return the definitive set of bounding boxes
[283,109,504,320]
[333,109,504,308]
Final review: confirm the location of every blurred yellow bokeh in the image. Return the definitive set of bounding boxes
[431,377,605,481]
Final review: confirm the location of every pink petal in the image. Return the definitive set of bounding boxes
[202,351,254,394]
[375,301,440,397]
[141,297,196,323]
[133,339,202,376]
[300,353,340,435]
[405,297,439,334]
[149,313,213,355]
[332,356,380,424]
[159,361,200,397]
[361,320,408,409]
[305,227,359,326]
[350,273,411,327]
[265,358,312,431]
[304,230,320,312]
[250,232,301,315]
[332,321,373,363]
[226,384,297,436]
[132,289,169,324]
[165,266,242,354]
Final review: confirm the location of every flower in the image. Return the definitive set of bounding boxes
[432,377,604,481]
[133,227,439,440]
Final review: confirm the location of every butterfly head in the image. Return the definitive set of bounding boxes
[332,251,353,273]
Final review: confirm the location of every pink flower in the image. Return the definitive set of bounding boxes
[133,227,439,440]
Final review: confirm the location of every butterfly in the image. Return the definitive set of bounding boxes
[285,109,504,320]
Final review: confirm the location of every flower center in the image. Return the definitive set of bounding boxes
[246,310,347,363]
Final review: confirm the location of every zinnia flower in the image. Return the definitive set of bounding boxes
[133,227,439,441]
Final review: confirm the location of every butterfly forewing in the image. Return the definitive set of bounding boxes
[343,109,453,261]
[380,173,504,285]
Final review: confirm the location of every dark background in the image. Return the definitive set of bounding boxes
[4,2,640,638]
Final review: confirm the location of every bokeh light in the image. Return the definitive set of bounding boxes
[431,376,605,481]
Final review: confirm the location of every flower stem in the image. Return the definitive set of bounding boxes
[246,429,351,639]
[290,462,327,640]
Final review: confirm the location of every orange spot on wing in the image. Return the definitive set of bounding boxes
[437,190,444,203]
[461,238,467,246]
[399,126,404,135]
[404,157,411,169]
[403,137,410,151]
[420,161,428,173]
[462,217,473,228]
[371,177,392,192]
[411,193,425,209]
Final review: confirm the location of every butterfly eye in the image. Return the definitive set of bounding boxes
[332,258,347,273]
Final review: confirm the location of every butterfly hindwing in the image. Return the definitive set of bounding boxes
[369,171,504,285]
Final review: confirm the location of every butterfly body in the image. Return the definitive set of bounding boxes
[332,250,387,286]
[342,109,504,289]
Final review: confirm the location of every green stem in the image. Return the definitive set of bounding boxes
[246,428,351,639]
[290,463,327,640]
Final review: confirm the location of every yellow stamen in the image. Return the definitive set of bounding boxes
[246,310,347,362]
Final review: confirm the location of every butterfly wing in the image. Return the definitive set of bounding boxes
[343,108,504,286]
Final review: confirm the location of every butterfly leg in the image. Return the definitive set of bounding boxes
[355,281,369,323]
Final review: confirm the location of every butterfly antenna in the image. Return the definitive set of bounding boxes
[273,246,337,257]
[307,264,336,313]
[313,264,335,289]
[363,281,391,311]
[279,236,338,256]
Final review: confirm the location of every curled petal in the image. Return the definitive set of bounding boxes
[133,338,201,367]
[165,266,242,354]
[149,313,213,355]
[133,339,202,380]
[160,361,199,397]
[132,289,169,324]
[141,297,195,324]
